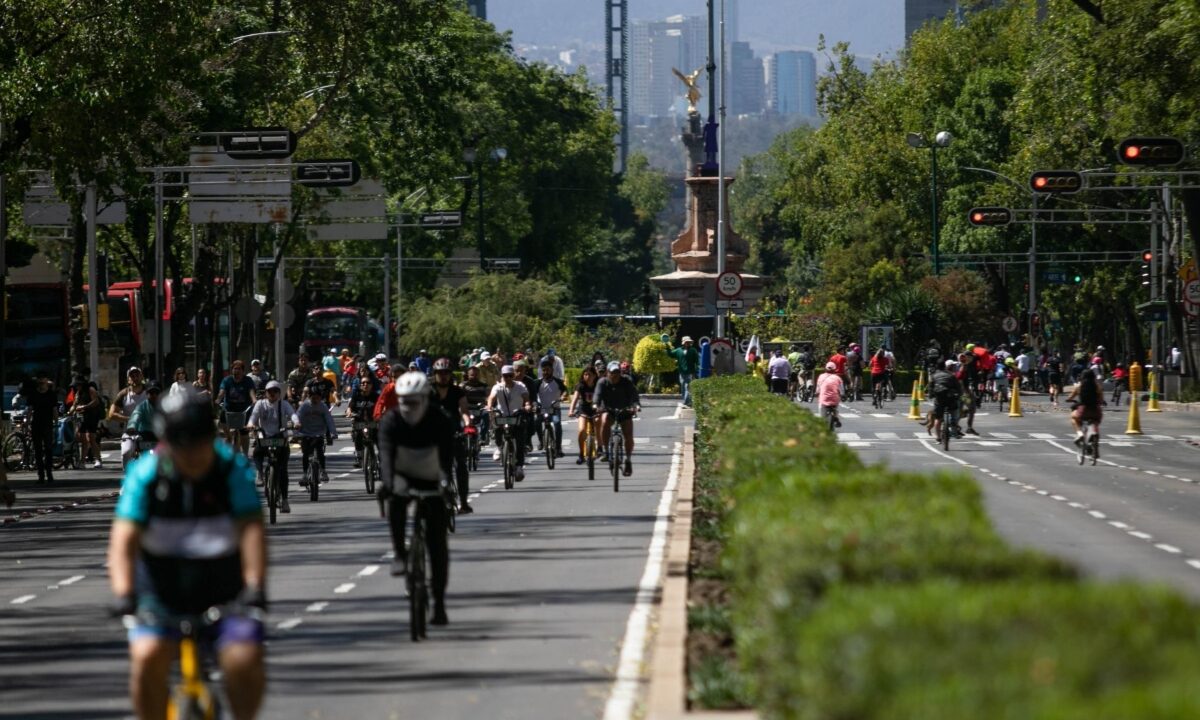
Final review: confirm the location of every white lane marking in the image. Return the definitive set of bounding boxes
[974,441,1003,447]
[1031,433,1057,439]
[1109,521,1131,529]
[1068,502,1084,508]
[336,472,351,479]
[846,441,871,448]
[990,432,1017,439]
[1188,560,1200,570]
[1145,471,1161,476]
[836,432,861,441]
[1089,510,1107,519]
[306,602,329,613]
[1051,495,1068,502]
[1128,531,1153,540]
[1149,435,1174,441]
[870,413,890,418]
[876,432,900,440]
[338,447,355,453]
[1156,544,1182,554]
[1106,442,1136,447]
[11,595,37,605]
[357,565,380,577]
[59,575,85,586]
[333,583,356,594]
[277,618,303,630]
[657,405,683,421]
[603,440,682,720]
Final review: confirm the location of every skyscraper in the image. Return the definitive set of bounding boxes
[466,0,486,20]
[768,50,817,118]
[729,41,763,116]
[905,0,956,41]
[628,15,708,121]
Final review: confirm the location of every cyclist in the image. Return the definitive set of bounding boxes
[593,361,640,477]
[511,359,535,452]
[486,364,531,480]
[346,364,380,469]
[431,358,474,514]
[957,350,981,436]
[216,360,256,455]
[124,386,162,457]
[827,347,848,399]
[112,367,151,467]
[1110,362,1128,405]
[414,349,432,376]
[373,364,406,421]
[286,354,317,405]
[294,384,338,487]
[927,359,964,439]
[869,348,889,402]
[167,367,193,399]
[107,393,266,720]
[815,361,843,428]
[527,359,568,459]
[568,365,600,465]
[923,340,943,381]
[1045,350,1064,406]
[378,372,454,624]
[247,381,294,514]
[462,365,491,443]
[321,348,340,377]
[1068,367,1104,446]
[476,351,499,387]
[767,349,791,395]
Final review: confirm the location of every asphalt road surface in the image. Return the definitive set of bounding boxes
[810,392,1200,599]
[1,399,689,719]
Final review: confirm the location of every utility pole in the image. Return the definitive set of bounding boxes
[715,0,727,339]
[605,0,629,174]
[85,183,100,381]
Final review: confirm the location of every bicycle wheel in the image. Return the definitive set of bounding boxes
[3,433,29,472]
[1090,433,1100,465]
[586,431,596,481]
[502,439,514,490]
[611,433,622,493]
[941,415,951,451]
[364,445,377,495]
[408,522,427,642]
[468,435,479,472]
[265,465,278,525]
[545,424,555,470]
[309,460,320,502]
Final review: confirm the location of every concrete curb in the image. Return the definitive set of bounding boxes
[645,426,758,720]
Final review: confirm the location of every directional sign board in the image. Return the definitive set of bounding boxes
[188,137,292,224]
[419,211,462,228]
[1185,279,1200,306]
[715,299,744,310]
[716,271,743,298]
[22,173,127,226]
[295,159,360,188]
[305,179,388,241]
[1043,270,1067,284]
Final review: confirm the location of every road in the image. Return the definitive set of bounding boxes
[813,393,1200,599]
[0,399,689,719]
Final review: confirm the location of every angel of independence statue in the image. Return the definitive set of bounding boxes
[672,67,703,114]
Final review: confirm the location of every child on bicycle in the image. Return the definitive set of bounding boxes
[1068,367,1104,445]
[293,382,338,486]
[816,361,843,428]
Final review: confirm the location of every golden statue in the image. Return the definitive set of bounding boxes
[672,67,703,114]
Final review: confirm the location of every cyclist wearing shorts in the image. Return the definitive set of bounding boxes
[928,360,964,439]
[486,365,531,481]
[107,394,266,720]
[112,367,151,466]
[816,361,843,427]
[247,381,294,514]
[1069,368,1104,444]
[1045,350,1065,406]
[593,361,640,477]
[569,365,600,465]
[217,360,256,455]
[869,348,889,400]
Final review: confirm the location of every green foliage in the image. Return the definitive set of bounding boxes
[632,335,674,375]
[399,273,573,357]
[689,375,1200,717]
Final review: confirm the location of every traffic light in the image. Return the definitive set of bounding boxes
[1071,273,1083,284]
[97,302,110,330]
[1140,249,1153,286]
[1030,170,1083,194]
[1117,137,1185,166]
[70,304,87,330]
[968,207,1012,226]
[220,127,297,159]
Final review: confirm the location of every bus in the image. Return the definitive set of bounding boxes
[3,282,70,391]
[302,306,384,361]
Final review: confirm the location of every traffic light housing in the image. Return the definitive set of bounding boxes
[1140,249,1153,287]
[1030,170,1083,194]
[1071,273,1083,284]
[968,207,1012,226]
[1117,137,1185,166]
[71,304,87,330]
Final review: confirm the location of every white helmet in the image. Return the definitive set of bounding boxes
[394,371,430,397]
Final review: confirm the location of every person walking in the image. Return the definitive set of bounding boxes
[668,336,700,407]
[27,374,59,484]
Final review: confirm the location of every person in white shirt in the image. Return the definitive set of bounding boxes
[246,381,295,512]
[486,365,531,478]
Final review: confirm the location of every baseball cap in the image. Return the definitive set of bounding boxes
[480,351,492,361]
[501,365,514,375]
[682,336,693,344]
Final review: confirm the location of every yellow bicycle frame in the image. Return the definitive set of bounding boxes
[167,637,217,720]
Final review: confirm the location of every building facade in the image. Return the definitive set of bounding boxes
[466,0,485,20]
[729,41,763,116]
[629,15,708,121]
[768,50,817,118]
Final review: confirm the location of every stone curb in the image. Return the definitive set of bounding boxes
[1,490,121,526]
[645,426,758,720]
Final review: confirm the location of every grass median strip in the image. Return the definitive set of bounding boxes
[688,375,1200,718]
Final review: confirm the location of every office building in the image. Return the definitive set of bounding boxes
[467,0,485,20]
[905,0,955,40]
[629,15,708,121]
[768,50,817,117]
[729,41,763,116]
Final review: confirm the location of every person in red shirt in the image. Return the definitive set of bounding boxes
[828,348,848,399]
[373,364,405,421]
[869,348,889,402]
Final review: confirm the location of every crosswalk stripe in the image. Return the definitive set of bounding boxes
[836,432,861,441]
[1031,433,1057,439]
[876,432,900,440]
[990,432,1017,439]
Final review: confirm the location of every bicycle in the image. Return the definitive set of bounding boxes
[940,403,954,451]
[606,408,636,493]
[871,376,885,409]
[538,402,561,470]
[355,419,380,495]
[299,436,327,502]
[2,413,32,472]
[128,432,159,463]
[255,431,288,525]
[221,409,249,456]
[1077,415,1100,466]
[576,411,599,481]
[122,603,264,720]
[821,404,839,431]
[493,414,521,490]
[467,408,487,472]
[400,483,450,642]
[797,371,815,403]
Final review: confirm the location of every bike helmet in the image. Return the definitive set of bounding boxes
[945,359,960,370]
[266,380,284,392]
[432,357,453,372]
[393,371,430,397]
[479,351,492,361]
[154,394,216,448]
[825,361,837,372]
[607,361,621,373]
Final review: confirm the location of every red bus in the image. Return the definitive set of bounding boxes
[303,306,384,361]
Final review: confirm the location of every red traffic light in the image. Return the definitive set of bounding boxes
[1030,170,1083,194]
[1141,249,1153,263]
[967,207,1012,226]
[1117,137,1185,166]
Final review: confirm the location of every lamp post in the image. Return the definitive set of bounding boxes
[907,130,953,275]
[463,144,507,270]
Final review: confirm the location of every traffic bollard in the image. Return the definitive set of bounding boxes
[1008,376,1023,418]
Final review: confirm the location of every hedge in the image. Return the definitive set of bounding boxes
[689,375,1200,719]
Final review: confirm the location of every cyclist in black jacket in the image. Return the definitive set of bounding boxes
[346,364,380,469]
[593,361,641,477]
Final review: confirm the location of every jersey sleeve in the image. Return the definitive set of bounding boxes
[113,455,160,524]
[224,447,262,520]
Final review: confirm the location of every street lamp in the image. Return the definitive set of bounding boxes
[907,130,953,275]
[462,143,507,270]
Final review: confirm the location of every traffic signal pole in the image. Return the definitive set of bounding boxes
[85,183,100,383]
[1029,193,1037,340]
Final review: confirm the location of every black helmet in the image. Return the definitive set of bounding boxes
[154,394,215,447]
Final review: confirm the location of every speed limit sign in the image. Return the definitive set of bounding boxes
[716,271,743,298]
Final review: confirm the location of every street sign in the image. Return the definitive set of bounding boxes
[1136,300,1168,322]
[188,142,291,224]
[419,211,463,228]
[22,173,127,226]
[305,179,387,241]
[715,299,744,310]
[1002,316,1018,333]
[220,128,297,159]
[1184,279,1200,305]
[716,271,743,298]
[296,159,360,187]
[1043,270,1067,284]
[1184,300,1199,319]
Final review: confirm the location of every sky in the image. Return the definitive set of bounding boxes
[488,0,904,60]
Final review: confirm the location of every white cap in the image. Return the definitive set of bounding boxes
[480,351,492,361]
[265,380,283,391]
[682,336,693,344]
[501,365,514,375]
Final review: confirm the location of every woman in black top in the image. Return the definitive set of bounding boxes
[568,366,599,465]
[26,374,60,484]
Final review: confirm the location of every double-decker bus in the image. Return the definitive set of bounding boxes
[302,306,384,360]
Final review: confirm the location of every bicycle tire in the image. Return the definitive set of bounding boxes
[586,429,596,480]
[309,461,320,502]
[3,433,29,472]
[1091,433,1099,465]
[1078,433,1086,465]
[364,445,377,495]
[545,424,556,470]
[502,439,514,490]
[611,433,622,492]
[941,414,951,451]
[265,466,277,525]
[408,526,426,642]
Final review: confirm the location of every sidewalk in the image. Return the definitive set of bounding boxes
[1,468,122,525]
